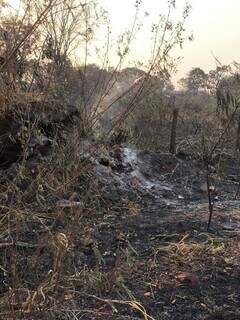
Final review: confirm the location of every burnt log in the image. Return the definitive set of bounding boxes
[0,116,22,168]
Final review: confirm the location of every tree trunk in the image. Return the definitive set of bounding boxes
[235,114,240,152]
[169,108,178,154]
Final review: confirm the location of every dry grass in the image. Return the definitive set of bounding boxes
[1,140,240,319]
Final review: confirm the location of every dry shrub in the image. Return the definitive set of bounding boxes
[0,124,105,318]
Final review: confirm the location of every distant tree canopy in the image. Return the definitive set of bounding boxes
[179,67,207,92]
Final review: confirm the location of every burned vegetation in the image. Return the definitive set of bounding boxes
[0,1,240,320]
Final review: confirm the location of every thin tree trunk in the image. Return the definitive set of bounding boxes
[169,108,178,154]
[235,114,240,152]
[206,164,214,230]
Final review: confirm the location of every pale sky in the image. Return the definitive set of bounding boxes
[175,0,240,81]
[100,0,240,83]
[7,0,240,84]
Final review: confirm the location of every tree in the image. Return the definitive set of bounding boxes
[180,67,207,93]
[0,15,39,84]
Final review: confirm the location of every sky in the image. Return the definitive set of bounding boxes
[100,0,240,84]
[7,0,240,85]
[174,0,240,82]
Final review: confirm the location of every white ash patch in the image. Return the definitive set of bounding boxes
[123,147,157,190]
